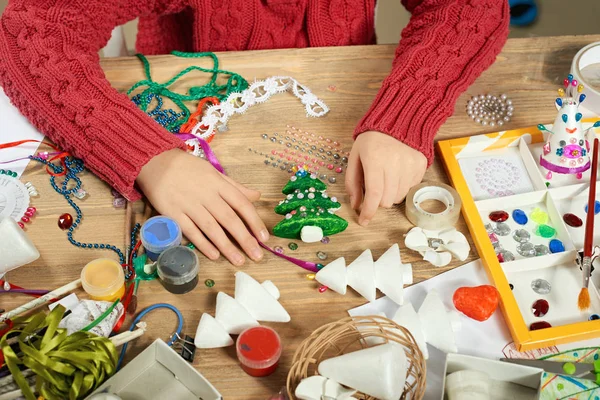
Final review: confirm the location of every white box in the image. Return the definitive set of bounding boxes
[88,339,222,400]
[441,353,542,400]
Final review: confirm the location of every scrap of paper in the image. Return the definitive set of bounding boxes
[0,87,45,177]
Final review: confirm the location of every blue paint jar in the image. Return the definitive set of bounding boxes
[141,216,182,261]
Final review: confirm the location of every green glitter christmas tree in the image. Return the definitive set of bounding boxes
[273,168,348,240]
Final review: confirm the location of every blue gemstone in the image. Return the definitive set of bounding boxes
[512,209,528,225]
[585,200,600,215]
[549,239,565,253]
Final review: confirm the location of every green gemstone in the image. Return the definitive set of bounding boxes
[316,263,324,270]
[205,279,215,288]
[0,170,4,174]
[11,172,16,177]
[535,224,556,238]
[545,182,550,187]
[288,242,298,250]
[186,242,195,250]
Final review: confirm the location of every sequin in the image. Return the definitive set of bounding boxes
[563,213,583,227]
[335,167,343,173]
[489,210,509,222]
[333,154,340,159]
[517,242,536,257]
[531,279,551,295]
[342,157,348,163]
[328,177,336,183]
[261,134,268,139]
[288,242,298,250]
[321,236,330,244]
[530,208,549,225]
[530,321,552,330]
[535,224,556,238]
[549,239,565,253]
[513,229,530,243]
[512,209,528,225]
[317,251,327,260]
[58,213,73,230]
[493,222,511,236]
[531,299,549,317]
[205,279,215,288]
[274,246,284,254]
[534,244,550,256]
[270,137,277,142]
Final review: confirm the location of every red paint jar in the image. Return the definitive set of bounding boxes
[236,326,282,377]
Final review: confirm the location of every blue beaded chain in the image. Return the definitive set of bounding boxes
[30,155,127,265]
[131,93,184,133]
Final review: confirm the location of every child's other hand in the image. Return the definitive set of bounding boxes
[345,131,427,226]
[137,149,269,266]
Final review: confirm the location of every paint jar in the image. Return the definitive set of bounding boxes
[156,246,199,294]
[81,258,125,302]
[236,326,282,377]
[141,216,182,261]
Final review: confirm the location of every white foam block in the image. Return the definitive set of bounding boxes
[392,303,429,359]
[214,292,259,335]
[194,313,233,349]
[316,257,347,295]
[346,249,376,302]
[234,271,290,322]
[418,289,458,353]
[318,343,407,400]
[374,244,405,305]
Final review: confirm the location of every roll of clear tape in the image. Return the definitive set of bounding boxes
[445,370,491,400]
[572,42,600,116]
[405,182,462,230]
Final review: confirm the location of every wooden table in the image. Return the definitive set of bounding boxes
[5,34,600,399]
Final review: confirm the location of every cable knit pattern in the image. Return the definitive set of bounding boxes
[0,0,508,200]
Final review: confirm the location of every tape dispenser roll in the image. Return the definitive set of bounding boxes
[405,182,462,230]
[572,42,600,116]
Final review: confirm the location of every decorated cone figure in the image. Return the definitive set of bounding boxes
[539,74,600,180]
[273,166,348,242]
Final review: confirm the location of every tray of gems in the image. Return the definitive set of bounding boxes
[438,122,600,351]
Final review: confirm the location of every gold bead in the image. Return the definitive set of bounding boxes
[306,273,316,280]
[578,84,584,93]
[558,88,565,97]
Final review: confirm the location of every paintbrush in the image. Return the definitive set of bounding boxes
[579,137,599,311]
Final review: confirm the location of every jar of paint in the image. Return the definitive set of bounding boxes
[156,246,199,294]
[236,326,282,377]
[141,216,182,261]
[81,258,125,302]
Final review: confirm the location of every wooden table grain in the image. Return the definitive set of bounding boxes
[4,34,600,399]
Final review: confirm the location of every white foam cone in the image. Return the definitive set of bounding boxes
[318,343,407,400]
[374,244,405,305]
[418,289,458,353]
[214,292,259,335]
[295,376,357,400]
[392,303,428,359]
[235,271,290,322]
[0,217,40,275]
[194,313,233,349]
[346,250,376,302]
[315,257,347,295]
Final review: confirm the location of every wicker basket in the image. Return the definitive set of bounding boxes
[286,315,426,400]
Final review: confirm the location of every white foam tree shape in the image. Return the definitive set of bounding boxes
[392,289,461,359]
[315,244,412,304]
[194,271,290,349]
[404,227,470,267]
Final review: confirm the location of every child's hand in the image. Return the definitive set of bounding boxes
[137,149,269,266]
[345,131,427,226]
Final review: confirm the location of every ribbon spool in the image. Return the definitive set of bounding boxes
[405,182,462,230]
[572,42,600,116]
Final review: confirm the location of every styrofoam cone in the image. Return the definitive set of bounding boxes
[392,303,428,359]
[346,249,376,302]
[318,343,407,400]
[234,271,290,322]
[374,244,404,305]
[418,289,458,353]
[295,376,357,400]
[214,292,259,335]
[0,217,40,275]
[402,262,413,285]
[315,257,347,295]
[194,313,233,349]
[261,280,280,300]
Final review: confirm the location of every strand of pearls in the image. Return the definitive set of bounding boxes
[466,94,514,127]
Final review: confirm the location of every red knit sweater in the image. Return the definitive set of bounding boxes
[0,0,509,201]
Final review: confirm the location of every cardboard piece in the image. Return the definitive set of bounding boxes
[88,339,222,400]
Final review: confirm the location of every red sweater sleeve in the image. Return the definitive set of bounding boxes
[354,0,509,166]
[0,0,186,200]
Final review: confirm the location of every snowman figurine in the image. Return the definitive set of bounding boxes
[539,74,600,180]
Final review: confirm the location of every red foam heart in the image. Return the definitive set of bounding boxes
[453,285,499,322]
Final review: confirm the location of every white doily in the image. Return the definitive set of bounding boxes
[189,76,329,141]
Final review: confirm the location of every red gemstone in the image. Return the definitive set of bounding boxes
[496,252,505,263]
[489,210,509,222]
[532,299,549,317]
[530,321,552,331]
[58,213,73,230]
[563,213,583,227]
[318,286,328,293]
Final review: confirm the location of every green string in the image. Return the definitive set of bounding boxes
[81,299,120,332]
[127,51,249,132]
